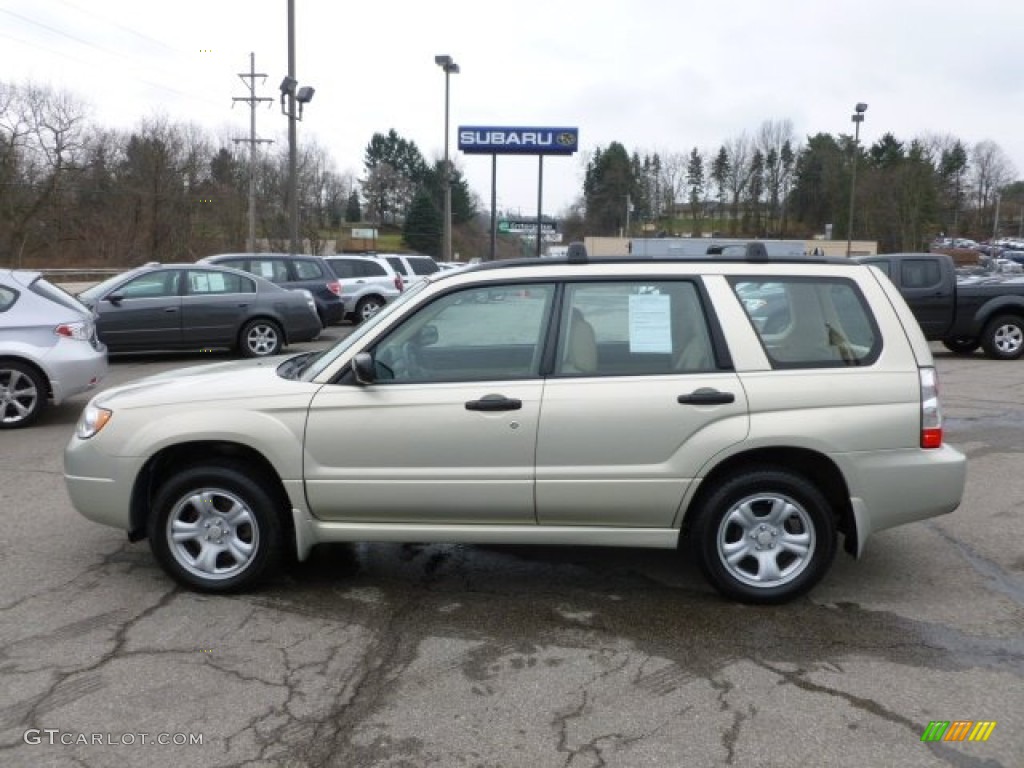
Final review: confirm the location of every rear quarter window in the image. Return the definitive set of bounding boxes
[732,276,880,368]
[0,285,17,311]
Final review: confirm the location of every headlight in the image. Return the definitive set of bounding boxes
[76,405,113,439]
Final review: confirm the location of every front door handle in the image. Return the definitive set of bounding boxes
[466,394,523,412]
[677,388,735,405]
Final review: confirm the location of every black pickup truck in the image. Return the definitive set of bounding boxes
[855,252,1024,360]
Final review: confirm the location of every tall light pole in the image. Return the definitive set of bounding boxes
[435,54,459,262]
[281,0,314,255]
[846,102,868,257]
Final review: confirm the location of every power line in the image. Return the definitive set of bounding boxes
[232,53,274,251]
[51,0,181,55]
[0,7,222,108]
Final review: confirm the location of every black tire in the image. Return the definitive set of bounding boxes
[354,295,384,324]
[980,315,1024,360]
[689,468,836,604]
[148,461,284,592]
[239,318,283,358]
[942,338,980,356]
[0,361,47,429]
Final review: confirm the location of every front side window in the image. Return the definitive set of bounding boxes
[117,270,180,299]
[370,283,555,383]
[732,277,880,367]
[556,280,713,376]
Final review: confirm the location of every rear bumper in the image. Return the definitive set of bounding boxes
[845,443,967,556]
[43,341,108,404]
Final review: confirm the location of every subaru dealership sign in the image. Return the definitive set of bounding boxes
[458,126,579,155]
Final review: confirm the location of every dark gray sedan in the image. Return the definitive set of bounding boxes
[77,263,322,357]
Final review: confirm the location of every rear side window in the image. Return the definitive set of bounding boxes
[328,259,357,279]
[556,280,713,376]
[186,270,255,295]
[732,277,880,368]
[409,257,440,276]
[0,285,17,312]
[247,259,289,283]
[384,257,407,275]
[360,260,387,277]
[900,259,942,289]
[293,260,325,280]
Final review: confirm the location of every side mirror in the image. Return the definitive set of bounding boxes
[106,294,124,306]
[351,352,376,385]
[418,324,439,346]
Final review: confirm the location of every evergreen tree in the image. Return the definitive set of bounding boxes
[345,190,361,222]
[403,188,442,256]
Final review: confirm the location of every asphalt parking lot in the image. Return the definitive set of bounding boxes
[0,333,1021,767]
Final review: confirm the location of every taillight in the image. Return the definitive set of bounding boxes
[394,275,403,292]
[920,367,943,449]
[55,321,90,341]
[327,280,342,297]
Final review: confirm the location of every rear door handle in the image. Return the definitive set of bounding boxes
[466,394,523,412]
[677,388,735,405]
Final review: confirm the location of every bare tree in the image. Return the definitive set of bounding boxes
[970,140,1016,230]
[723,133,752,235]
[756,119,796,235]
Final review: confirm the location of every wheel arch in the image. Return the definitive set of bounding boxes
[129,440,295,552]
[679,446,858,557]
[973,297,1024,331]
[238,313,288,343]
[0,355,53,400]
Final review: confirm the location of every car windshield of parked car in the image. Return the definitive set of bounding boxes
[300,278,430,381]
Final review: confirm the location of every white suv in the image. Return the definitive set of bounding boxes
[369,253,440,289]
[64,245,966,603]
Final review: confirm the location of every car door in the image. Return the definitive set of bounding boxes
[94,269,182,351]
[303,282,556,524]
[535,279,750,528]
[180,269,256,348]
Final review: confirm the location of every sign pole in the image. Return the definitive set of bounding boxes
[490,154,497,261]
[536,155,544,257]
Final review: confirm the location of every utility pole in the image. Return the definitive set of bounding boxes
[232,52,273,252]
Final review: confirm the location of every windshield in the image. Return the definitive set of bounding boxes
[300,278,430,380]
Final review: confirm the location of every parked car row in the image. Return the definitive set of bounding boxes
[0,252,442,428]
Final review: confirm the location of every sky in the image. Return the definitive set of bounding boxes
[2,0,1023,219]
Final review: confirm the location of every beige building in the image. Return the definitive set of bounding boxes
[583,237,877,258]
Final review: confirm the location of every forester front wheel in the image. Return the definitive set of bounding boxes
[148,462,283,592]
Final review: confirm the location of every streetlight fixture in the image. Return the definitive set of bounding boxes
[435,54,459,262]
[281,0,315,256]
[846,102,868,257]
